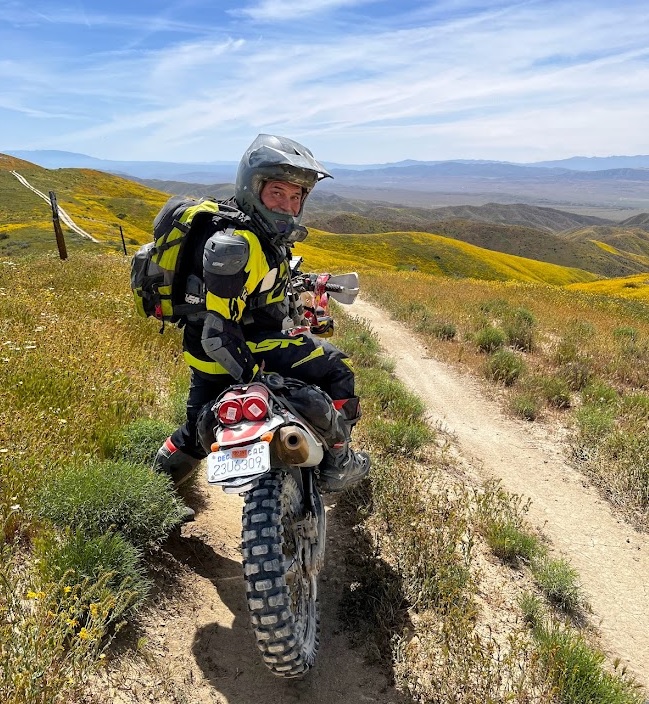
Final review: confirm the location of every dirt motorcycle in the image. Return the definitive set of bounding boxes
[202,261,359,678]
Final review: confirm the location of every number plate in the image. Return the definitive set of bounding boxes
[206,442,270,483]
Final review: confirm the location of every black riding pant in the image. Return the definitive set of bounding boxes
[170,329,355,459]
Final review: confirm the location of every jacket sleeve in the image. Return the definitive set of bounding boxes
[199,228,266,381]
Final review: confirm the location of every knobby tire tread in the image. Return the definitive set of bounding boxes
[241,471,320,678]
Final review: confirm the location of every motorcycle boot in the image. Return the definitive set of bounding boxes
[152,437,201,522]
[318,397,371,492]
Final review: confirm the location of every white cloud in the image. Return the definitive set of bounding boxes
[237,0,378,21]
[3,0,649,162]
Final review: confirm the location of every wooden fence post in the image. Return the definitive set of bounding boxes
[49,191,67,260]
[119,225,127,255]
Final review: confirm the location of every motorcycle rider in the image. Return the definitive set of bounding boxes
[153,134,370,517]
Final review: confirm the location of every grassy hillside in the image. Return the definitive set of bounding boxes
[305,198,614,233]
[0,154,168,255]
[422,220,647,279]
[566,272,649,301]
[564,225,649,256]
[297,228,599,285]
[1,154,602,287]
[131,177,234,200]
[619,213,649,230]
[303,205,649,279]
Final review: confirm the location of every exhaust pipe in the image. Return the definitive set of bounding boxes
[275,425,324,466]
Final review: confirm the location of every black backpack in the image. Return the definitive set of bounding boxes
[131,196,222,325]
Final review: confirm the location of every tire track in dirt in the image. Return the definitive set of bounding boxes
[106,479,410,703]
[351,296,649,689]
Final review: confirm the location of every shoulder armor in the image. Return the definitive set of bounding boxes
[203,230,250,275]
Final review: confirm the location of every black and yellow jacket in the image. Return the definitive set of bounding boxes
[181,212,291,380]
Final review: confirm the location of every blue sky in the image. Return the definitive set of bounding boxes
[1,0,648,164]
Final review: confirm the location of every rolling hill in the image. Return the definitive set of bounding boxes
[566,272,649,302]
[296,228,599,286]
[8,150,649,212]
[126,176,649,278]
[1,153,604,288]
[0,155,169,255]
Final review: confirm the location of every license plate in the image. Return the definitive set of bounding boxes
[206,442,270,483]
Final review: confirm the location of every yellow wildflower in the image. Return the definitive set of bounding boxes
[89,603,99,618]
[78,627,90,640]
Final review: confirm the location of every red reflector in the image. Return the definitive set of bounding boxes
[217,398,242,425]
[241,384,269,421]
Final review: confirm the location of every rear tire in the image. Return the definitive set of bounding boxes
[241,471,320,677]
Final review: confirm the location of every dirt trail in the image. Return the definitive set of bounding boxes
[104,297,648,702]
[104,476,408,703]
[351,296,649,688]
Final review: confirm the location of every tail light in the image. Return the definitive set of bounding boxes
[215,384,270,425]
[217,391,243,425]
[241,384,269,421]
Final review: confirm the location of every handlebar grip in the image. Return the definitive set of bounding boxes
[324,283,343,292]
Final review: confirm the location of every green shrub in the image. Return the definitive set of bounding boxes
[575,405,616,444]
[534,623,644,704]
[364,417,434,454]
[337,316,387,369]
[104,417,176,465]
[474,483,544,565]
[35,528,150,621]
[518,591,545,628]
[503,307,535,352]
[554,338,580,365]
[431,321,457,341]
[474,325,506,353]
[613,327,638,342]
[485,520,542,564]
[582,381,618,406]
[621,392,649,422]
[32,459,185,548]
[510,392,542,421]
[540,377,572,409]
[362,370,426,421]
[532,557,585,615]
[560,360,592,391]
[484,349,525,386]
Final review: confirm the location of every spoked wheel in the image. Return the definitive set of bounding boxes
[241,471,321,677]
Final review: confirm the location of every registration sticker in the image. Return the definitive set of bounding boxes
[206,441,271,483]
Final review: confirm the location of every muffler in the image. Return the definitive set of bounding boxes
[274,425,324,466]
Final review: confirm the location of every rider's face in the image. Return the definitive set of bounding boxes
[260,181,303,217]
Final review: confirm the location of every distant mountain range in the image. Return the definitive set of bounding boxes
[6,149,649,174]
[5,148,649,212]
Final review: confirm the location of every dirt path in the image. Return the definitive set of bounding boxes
[10,171,99,242]
[102,478,409,703]
[102,296,648,702]
[351,296,649,688]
